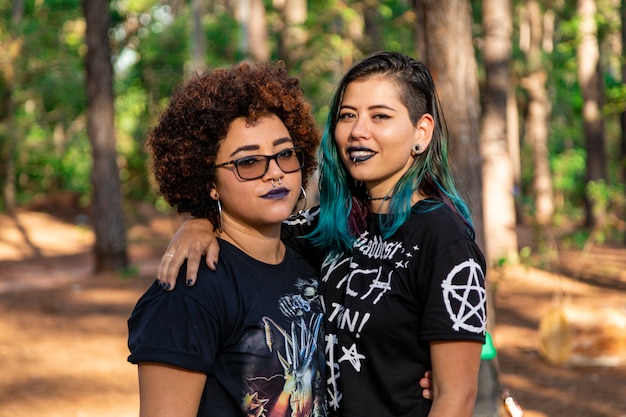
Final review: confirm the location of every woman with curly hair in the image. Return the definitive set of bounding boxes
[127,61,327,417]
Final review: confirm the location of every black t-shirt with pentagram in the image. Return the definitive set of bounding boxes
[320,200,487,417]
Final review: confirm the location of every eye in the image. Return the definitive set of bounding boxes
[278,148,296,158]
[372,113,391,120]
[337,112,355,121]
[236,156,263,168]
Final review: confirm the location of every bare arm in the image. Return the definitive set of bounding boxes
[138,363,207,417]
[158,218,218,290]
[428,340,482,417]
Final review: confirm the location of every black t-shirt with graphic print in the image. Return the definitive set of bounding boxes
[320,200,487,417]
[128,239,327,417]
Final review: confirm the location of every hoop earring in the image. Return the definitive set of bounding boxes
[216,198,223,232]
[299,186,307,211]
[288,186,308,220]
[411,143,421,156]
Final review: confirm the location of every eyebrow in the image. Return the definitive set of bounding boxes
[339,104,397,112]
[227,137,293,158]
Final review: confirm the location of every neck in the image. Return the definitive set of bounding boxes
[219,221,285,265]
[366,190,422,214]
[365,189,393,214]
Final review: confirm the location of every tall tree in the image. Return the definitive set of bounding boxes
[619,0,626,243]
[83,0,129,272]
[577,0,607,227]
[508,84,523,223]
[481,0,518,266]
[520,0,554,227]
[237,0,269,61]
[414,0,485,249]
[0,0,23,213]
[191,0,208,73]
[276,0,307,68]
[363,0,384,52]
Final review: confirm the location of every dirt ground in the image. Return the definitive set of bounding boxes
[0,208,625,417]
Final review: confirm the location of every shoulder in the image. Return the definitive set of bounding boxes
[405,201,484,262]
[407,200,471,236]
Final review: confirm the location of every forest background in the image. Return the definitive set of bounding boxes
[0,1,625,416]
[1,0,625,271]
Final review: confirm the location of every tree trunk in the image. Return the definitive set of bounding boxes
[277,0,307,69]
[414,0,485,250]
[619,0,626,244]
[242,0,269,62]
[363,0,384,52]
[576,0,607,227]
[83,0,128,273]
[508,83,524,224]
[522,0,554,227]
[0,0,23,213]
[190,0,208,73]
[481,0,518,267]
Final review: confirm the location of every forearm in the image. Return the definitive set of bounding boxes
[427,388,478,417]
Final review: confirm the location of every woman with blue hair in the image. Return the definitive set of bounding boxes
[158,51,486,417]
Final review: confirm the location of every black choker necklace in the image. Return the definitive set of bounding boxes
[366,194,392,201]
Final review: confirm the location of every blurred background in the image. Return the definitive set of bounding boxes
[0,1,625,416]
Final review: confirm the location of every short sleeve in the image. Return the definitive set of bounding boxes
[420,237,487,342]
[128,278,222,373]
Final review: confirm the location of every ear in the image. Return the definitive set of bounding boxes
[209,187,219,201]
[413,113,434,153]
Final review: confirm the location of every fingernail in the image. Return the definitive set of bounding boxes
[160,282,168,290]
[186,279,194,286]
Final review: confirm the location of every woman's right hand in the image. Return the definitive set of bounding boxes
[158,218,218,290]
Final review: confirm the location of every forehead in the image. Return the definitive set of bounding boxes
[219,115,291,155]
[342,76,401,103]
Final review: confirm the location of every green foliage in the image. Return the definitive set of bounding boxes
[586,180,626,242]
[296,0,415,125]
[203,9,243,66]
[551,148,587,215]
[0,0,624,254]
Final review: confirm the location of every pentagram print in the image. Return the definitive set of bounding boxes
[441,258,486,333]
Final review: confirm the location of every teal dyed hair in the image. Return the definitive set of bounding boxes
[309,51,474,253]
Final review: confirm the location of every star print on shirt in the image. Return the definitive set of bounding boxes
[441,258,487,333]
[338,343,366,371]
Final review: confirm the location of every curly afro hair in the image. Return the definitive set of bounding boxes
[147,61,320,223]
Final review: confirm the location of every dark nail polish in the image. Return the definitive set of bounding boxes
[186,279,193,286]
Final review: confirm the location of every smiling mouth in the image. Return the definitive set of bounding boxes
[348,148,376,163]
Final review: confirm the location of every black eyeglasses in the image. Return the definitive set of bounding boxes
[215,147,305,181]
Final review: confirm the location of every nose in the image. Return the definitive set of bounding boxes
[265,157,284,179]
[349,114,370,140]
